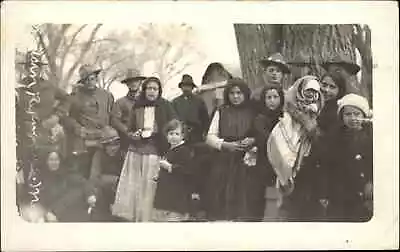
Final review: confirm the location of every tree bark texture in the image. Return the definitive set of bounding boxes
[234,24,372,105]
[234,24,283,90]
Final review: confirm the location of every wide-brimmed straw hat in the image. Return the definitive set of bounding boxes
[178,74,196,88]
[259,52,291,74]
[121,68,146,84]
[77,64,101,83]
[321,55,361,75]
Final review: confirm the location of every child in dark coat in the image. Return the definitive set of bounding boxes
[152,119,199,221]
[323,93,373,222]
[252,85,285,220]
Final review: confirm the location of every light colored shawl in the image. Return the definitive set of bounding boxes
[267,75,324,195]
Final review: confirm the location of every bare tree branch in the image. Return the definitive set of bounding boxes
[72,38,120,47]
[105,75,120,91]
[165,61,192,82]
[156,42,172,83]
[63,24,103,86]
[49,24,71,59]
[60,25,87,72]
[101,53,137,74]
[33,26,60,84]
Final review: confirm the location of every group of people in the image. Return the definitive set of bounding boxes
[16,50,373,223]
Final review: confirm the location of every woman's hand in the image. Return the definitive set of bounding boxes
[159,159,173,173]
[128,130,142,141]
[87,195,97,207]
[240,137,255,148]
[221,141,246,152]
[319,199,329,208]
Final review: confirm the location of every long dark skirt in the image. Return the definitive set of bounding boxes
[204,151,256,221]
[246,165,269,221]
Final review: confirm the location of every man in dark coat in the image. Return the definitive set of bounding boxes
[62,64,115,181]
[171,74,209,143]
[111,69,146,159]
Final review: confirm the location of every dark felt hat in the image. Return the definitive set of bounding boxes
[178,74,196,88]
[321,55,361,75]
[287,51,313,67]
[121,68,146,84]
[77,64,101,83]
[16,51,48,66]
[260,52,291,74]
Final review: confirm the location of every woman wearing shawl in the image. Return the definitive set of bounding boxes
[252,85,285,220]
[112,77,176,222]
[204,78,258,221]
[38,149,99,222]
[298,73,347,219]
[318,73,346,134]
[266,75,324,220]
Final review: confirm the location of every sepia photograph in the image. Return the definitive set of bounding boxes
[1,1,398,251]
[14,23,374,223]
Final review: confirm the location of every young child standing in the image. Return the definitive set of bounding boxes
[152,119,199,222]
[324,93,373,221]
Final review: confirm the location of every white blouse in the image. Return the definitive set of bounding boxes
[143,106,155,132]
[205,110,223,150]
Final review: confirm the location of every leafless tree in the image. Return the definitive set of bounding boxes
[134,23,206,85]
[31,24,103,90]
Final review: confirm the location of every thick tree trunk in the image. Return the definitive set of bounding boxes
[281,24,359,91]
[234,24,371,100]
[234,24,283,90]
[353,24,373,107]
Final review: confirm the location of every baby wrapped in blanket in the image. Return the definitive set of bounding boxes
[267,75,324,196]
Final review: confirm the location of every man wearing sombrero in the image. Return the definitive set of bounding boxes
[321,55,361,94]
[111,68,146,159]
[171,74,209,143]
[252,52,291,101]
[63,64,115,182]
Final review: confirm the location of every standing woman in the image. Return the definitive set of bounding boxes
[267,75,325,221]
[304,73,347,218]
[318,73,346,133]
[204,78,257,221]
[112,77,176,222]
